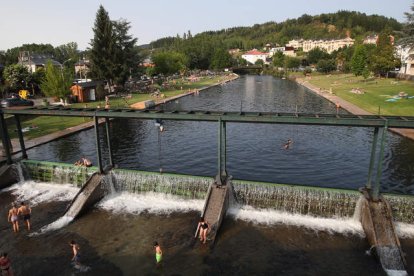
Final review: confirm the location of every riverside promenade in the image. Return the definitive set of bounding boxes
[1,74,239,158]
[295,77,414,141]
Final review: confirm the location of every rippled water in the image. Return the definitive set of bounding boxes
[27,75,414,194]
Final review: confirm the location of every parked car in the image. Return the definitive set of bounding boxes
[1,96,34,108]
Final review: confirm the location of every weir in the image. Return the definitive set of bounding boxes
[0,164,19,189]
[6,159,414,274]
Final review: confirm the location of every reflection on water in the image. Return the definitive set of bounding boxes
[27,75,414,194]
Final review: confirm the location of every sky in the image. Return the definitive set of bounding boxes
[0,0,412,51]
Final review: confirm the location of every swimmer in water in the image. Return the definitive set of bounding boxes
[283,139,293,150]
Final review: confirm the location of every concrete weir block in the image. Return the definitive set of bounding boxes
[65,173,107,219]
[0,164,19,189]
[359,195,407,274]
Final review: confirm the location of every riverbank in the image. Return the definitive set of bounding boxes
[294,75,414,140]
[1,73,239,158]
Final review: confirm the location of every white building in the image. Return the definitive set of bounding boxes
[288,37,354,54]
[18,52,62,73]
[396,45,414,76]
[241,49,269,64]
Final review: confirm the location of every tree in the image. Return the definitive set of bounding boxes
[111,19,139,85]
[370,33,397,76]
[399,2,414,46]
[3,64,31,92]
[40,61,72,100]
[307,48,331,64]
[89,5,115,84]
[210,48,233,70]
[272,51,285,68]
[54,42,80,68]
[285,57,301,69]
[351,45,368,76]
[317,59,336,73]
[152,51,188,75]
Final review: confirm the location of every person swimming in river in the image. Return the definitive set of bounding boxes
[283,139,293,150]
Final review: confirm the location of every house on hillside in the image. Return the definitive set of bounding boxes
[290,37,354,54]
[18,51,62,73]
[70,80,104,103]
[397,46,414,76]
[241,49,269,64]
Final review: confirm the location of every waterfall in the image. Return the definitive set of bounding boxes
[232,180,360,219]
[112,169,210,200]
[21,160,95,187]
[14,163,25,182]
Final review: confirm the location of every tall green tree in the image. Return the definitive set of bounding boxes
[272,51,285,68]
[90,5,115,84]
[111,19,139,84]
[399,2,414,46]
[152,51,188,75]
[3,64,31,92]
[351,45,368,76]
[370,33,397,76]
[210,48,233,70]
[54,42,80,68]
[40,61,72,99]
[307,48,331,64]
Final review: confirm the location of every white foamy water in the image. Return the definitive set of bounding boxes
[2,181,80,206]
[385,269,408,276]
[395,222,414,239]
[228,205,365,236]
[98,192,204,215]
[31,215,74,236]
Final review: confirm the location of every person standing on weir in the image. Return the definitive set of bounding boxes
[153,241,163,266]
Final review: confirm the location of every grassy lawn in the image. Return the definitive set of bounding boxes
[7,75,230,140]
[300,73,414,116]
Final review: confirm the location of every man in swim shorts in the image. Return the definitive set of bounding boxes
[153,241,162,266]
[7,203,19,233]
[18,202,31,231]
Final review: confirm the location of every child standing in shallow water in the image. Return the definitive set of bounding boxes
[153,242,162,265]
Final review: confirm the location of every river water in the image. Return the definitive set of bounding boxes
[2,75,414,275]
[27,75,414,194]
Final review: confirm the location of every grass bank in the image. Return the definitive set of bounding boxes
[295,73,414,116]
[7,75,232,140]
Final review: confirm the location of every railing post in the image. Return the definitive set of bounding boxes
[14,115,28,159]
[0,112,13,164]
[217,118,227,185]
[105,118,114,168]
[372,123,388,201]
[366,127,379,190]
[94,116,103,174]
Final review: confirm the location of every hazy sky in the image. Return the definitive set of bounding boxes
[0,0,412,51]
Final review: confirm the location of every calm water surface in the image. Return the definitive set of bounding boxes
[27,75,414,194]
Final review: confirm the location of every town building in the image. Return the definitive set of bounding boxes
[396,46,414,76]
[70,80,104,103]
[241,49,269,64]
[18,51,62,73]
[74,59,90,79]
[288,37,354,54]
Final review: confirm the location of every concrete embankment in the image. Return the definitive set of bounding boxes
[294,77,414,141]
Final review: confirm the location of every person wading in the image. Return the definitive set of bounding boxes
[18,201,31,231]
[7,203,19,233]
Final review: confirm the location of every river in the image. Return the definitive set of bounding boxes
[2,75,414,275]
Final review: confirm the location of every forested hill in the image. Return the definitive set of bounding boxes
[150,11,402,50]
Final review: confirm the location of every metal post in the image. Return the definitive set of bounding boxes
[221,121,227,178]
[105,118,114,168]
[372,123,388,201]
[14,115,27,159]
[94,116,103,174]
[366,127,379,190]
[217,118,227,185]
[0,113,12,164]
[217,119,222,180]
